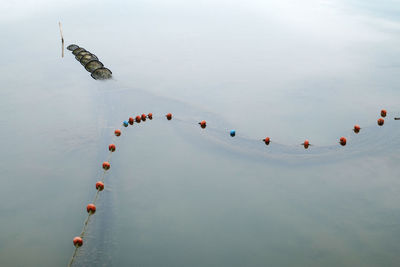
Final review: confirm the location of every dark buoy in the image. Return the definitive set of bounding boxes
[395,117,400,120]
[381,109,387,118]
[141,114,147,121]
[353,125,361,134]
[135,116,141,123]
[166,113,172,120]
[123,121,129,127]
[115,129,121,136]
[199,120,206,129]
[148,113,153,120]
[73,236,83,247]
[109,144,116,152]
[230,130,236,137]
[86,204,96,214]
[302,139,310,149]
[378,118,384,126]
[339,137,347,146]
[96,181,104,191]
[263,137,271,145]
[102,161,110,170]
[128,117,134,125]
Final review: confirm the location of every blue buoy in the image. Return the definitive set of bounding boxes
[123,120,129,127]
[230,130,236,137]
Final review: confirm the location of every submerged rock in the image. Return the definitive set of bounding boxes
[67,44,79,51]
[91,68,112,80]
[72,47,86,55]
[84,60,104,73]
[80,54,98,66]
[75,51,91,61]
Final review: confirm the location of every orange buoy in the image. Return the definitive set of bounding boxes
[377,118,384,126]
[381,109,387,117]
[108,144,116,152]
[199,120,206,129]
[166,113,172,120]
[262,137,270,145]
[141,114,147,121]
[135,116,141,123]
[148,113,153,120]
[128,117,134,125]
[114,129,121,137]
[102,161,110,170]
[339,137,347,146]
[96,181,104,191]
[302,139,310,149]
[86,203,96,214]
[73,236,83,247]
[353,124,361,134]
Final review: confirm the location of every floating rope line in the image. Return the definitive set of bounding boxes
[68,123,125,266]
[68,110,398,266]
[171,109,396,149]
[68,113,156,266]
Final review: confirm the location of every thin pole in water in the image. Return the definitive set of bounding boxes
[59,22,64,58]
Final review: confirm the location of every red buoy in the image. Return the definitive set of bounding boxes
[339,137,347,146]
[148,113,153,120]
[262,137,270,145]
[199,120,206,129]
[381,109,387,118]
[353,124,361,134]
[302,139,310,149]
[86,203,96,214]
[166,113,172,120]
[377,118,384,126]
[108,144,116,152]
[73,236,83,247]
[128,117,134,125]
[141,114,147,121]
[135,116,141,123]
[102,161,110,170]
[114,129,121,137]
[96,181,104,191]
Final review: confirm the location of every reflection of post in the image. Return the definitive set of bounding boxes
[395,118,400,120]
[59,22,64,58]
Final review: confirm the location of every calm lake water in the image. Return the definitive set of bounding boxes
[1,0,400,266]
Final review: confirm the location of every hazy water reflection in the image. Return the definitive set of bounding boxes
[0,0,400,266]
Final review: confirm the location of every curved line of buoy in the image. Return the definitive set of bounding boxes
[68,131,121,266]
[68,109,395,266]
[67,113,154,266]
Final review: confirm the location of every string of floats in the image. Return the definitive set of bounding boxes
[67,134,119,266]
[68,109,398,266]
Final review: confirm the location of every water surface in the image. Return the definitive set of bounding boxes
[0,0,400,266]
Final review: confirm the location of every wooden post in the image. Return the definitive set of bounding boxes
[59,22,64,58]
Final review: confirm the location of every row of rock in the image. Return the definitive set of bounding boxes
[67,44,112,80]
